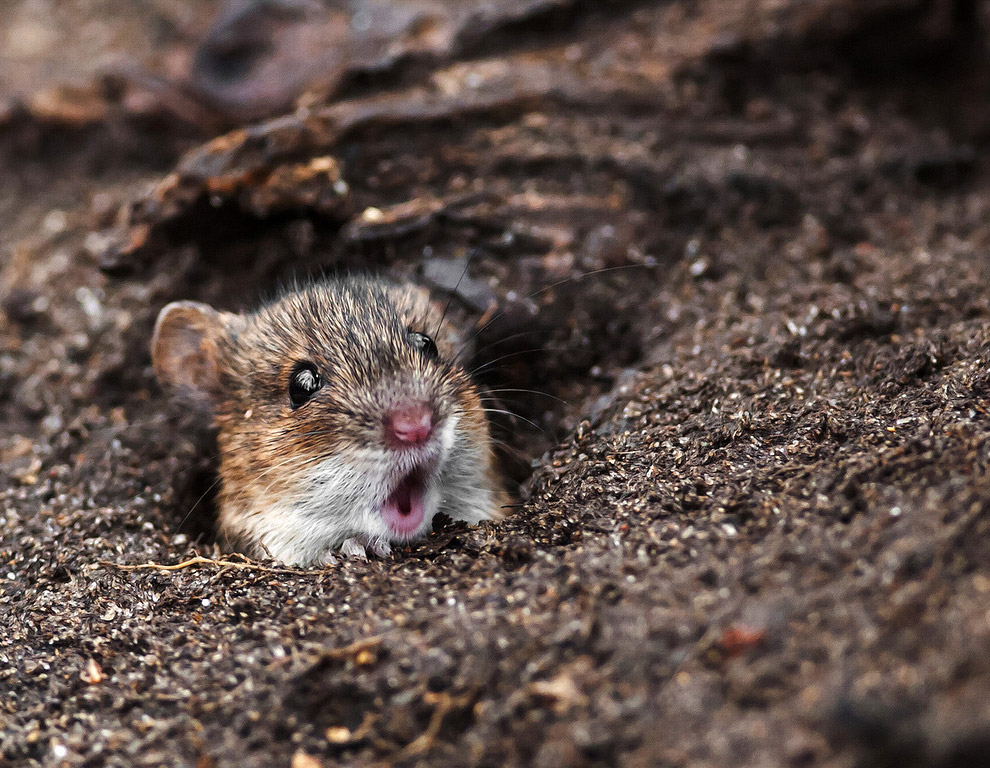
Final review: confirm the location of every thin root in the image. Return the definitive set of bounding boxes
[103,555,308,576]
[397,691,473,759]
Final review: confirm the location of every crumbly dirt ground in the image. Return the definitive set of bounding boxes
[4,1,990,766]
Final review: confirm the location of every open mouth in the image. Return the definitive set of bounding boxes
[381,469,427,537]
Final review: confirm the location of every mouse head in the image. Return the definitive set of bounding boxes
[152,277,502,565]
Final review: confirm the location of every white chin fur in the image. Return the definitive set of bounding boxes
[254,454,439,566]
[241,416,500,567]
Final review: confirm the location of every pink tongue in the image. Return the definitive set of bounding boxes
[383,474,426,536]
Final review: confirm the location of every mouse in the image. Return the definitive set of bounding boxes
[150,275,506,566]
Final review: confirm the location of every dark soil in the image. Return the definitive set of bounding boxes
[4,1,990,766]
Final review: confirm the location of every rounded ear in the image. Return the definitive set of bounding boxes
[151,301,233,405]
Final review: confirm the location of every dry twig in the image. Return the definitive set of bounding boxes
[102,555,310,576]
[397,691,474,759]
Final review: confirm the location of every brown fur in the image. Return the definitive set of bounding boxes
[152,276,506,563]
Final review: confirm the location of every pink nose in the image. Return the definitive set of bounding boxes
[386,402,434,446]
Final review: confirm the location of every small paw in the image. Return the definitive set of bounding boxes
[339,536,392,560]
[366,538,392,558]
[340,538,369,560]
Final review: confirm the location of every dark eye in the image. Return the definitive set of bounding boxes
[407,331,439,360]
[289,362,321,409]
